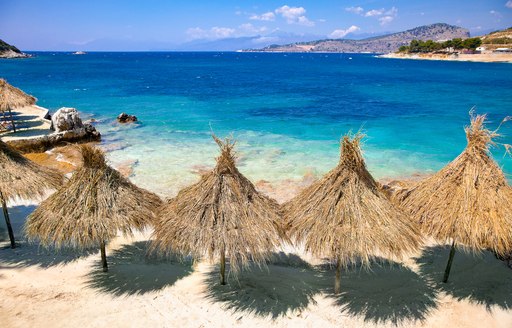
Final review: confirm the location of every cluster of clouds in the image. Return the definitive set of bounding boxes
[345,6,398,26]
[250,5,314,27]
[187,4,404,42]
[187,5,318,41]
[507,1,512,9]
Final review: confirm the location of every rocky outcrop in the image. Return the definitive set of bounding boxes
[50,107,100,140]
[51,107,83,132]
[7,107,100,153]
[0,39,30,58]
[245,23,470,53]
[117,113,138,123]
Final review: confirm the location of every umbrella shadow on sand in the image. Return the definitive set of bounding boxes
[324,258,439,325]
[1,205,93,268]
[204,252,327,319]
[85,241,193,296]
[416,245,512,310]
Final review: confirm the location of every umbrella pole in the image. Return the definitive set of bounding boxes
[100,240,108,272]
[0,190,16,249]
[443,240,456,283]
[334,258,342,294]
[8,107,16,133]
[220,248,226,285]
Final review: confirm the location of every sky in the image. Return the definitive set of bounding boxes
[1,0,511,50]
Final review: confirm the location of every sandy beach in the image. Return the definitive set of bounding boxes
[1,105,51,141]
[2,205,512,327]
[1,150,512,328]
[379,52,512,63]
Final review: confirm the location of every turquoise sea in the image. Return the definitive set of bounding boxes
[1,52,511,196]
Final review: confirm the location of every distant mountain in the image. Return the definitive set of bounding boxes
[243,23,470,53]
[0,39,30,58]
[175,32,323,51]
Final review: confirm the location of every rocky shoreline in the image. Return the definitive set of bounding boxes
[0,50,31,59]
[2,106,100,153]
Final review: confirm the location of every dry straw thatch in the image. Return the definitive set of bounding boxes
[0,139,62,248]
[151,136,283,285]
[398,114,512,282]
[0,79,37,133]
[284,134,422,293]
[25,144,161,271]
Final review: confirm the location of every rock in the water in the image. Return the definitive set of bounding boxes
[84,123,101,139]
[117,112,138,123]
[51,107,84,133]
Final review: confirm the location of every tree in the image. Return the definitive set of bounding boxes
[462,37,482,50]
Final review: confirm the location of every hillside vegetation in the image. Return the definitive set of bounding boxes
[0,39,29,58]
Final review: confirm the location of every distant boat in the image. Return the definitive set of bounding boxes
[73,51,86,55]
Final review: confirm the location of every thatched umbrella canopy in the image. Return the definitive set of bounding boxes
[0,79,37,133]
[25,144,162,272]
[398,114,512,283]
[284,134,422,293]
[0,139,62,248]
[151,136,283,285]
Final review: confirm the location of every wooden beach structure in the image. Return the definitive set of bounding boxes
[152,136,283,285]
[284,134,422,293]
[398,114,512,282]
[0,79,36,133]
[25,144,161,271]
[0,139,62,248]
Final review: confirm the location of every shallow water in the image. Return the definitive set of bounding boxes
[1,52,511,196]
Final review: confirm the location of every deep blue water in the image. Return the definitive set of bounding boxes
[1,52,511,196]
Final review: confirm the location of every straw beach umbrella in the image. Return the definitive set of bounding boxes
[25,145,161,272]
[284,134,421,294]
[151,136,283,285]
[0,79,37,133]
[0,139,62,248]
[398,114,512,283]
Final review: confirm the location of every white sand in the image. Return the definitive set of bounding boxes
[1,105,51,141]
[2,199,512,328]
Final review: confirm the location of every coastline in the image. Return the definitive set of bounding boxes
[1,105,100,153]
[24,144,423,203]
[378,52,512,63]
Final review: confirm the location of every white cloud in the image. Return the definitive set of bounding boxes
[186,24,268,41]
[275,5,315,26]
[250,12,276,21]
[211,27,236,38]
[345,6,364,15]
[361,7,398,25]
[252,36,280,44]
[238,23,267,34]
[365,9,385,17]
[329,25,360,39]
[186,26,235,40]
[386,7,398,16]
[379,16,395,25]
[490,10,502,17]
[506,1,512,9]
